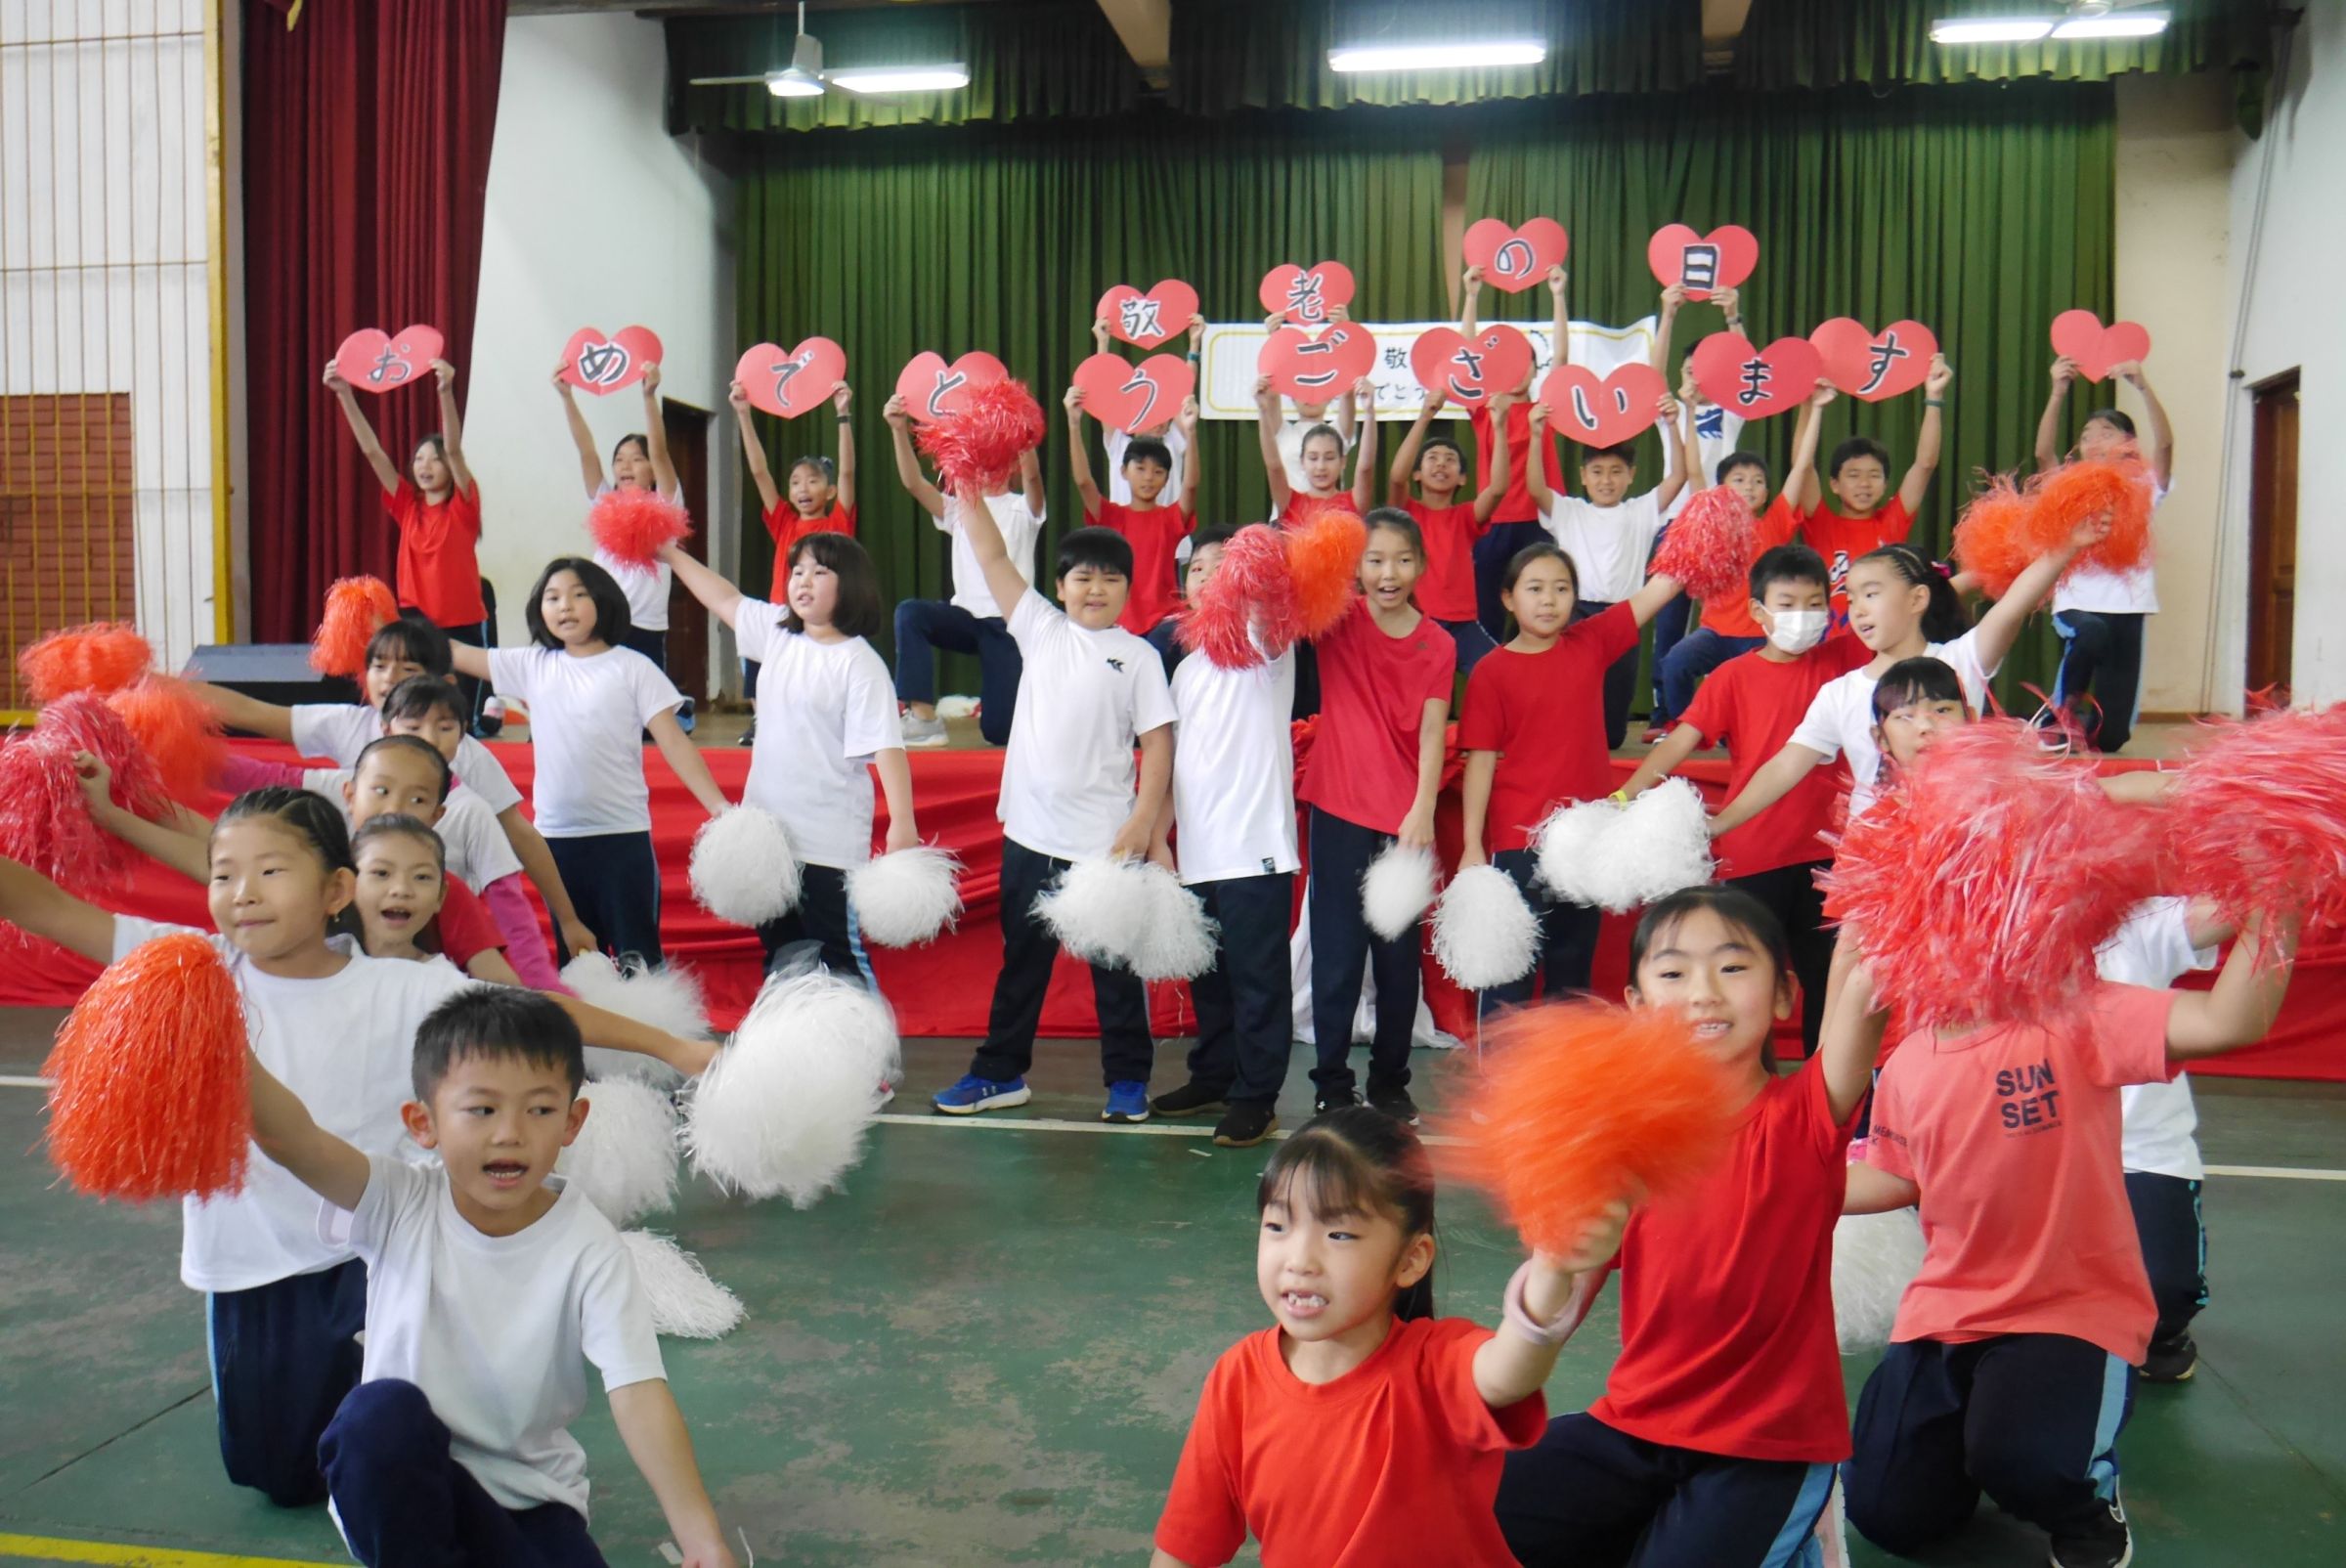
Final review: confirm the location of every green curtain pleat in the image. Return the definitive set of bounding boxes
[1736,0,2272,91]
[1463,82,2116,701]
[736,114,1446,680]
[1168,0,1704,113]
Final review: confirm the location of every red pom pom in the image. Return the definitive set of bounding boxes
[38,693,170,822]
[2162,705,2346,932]
[1819,719,2162,1031]
[1435,1000,1743,1256]
[587,487,693,570]
[2033,457,2153,580]
[1178,524,1298,669]
[309,575,400,677]
[43,931,251,1200]
[1283,501,1368,640]
[915,379,1047,492]
[1649,486,1757,604]
[1950,472,2037,599]
[0,735,130,908]
[20,622,152,705]
[107,675,228,807]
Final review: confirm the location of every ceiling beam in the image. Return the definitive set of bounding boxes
[1094,0,1171,88]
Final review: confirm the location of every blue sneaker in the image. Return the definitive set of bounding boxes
[932,1074,1030,1115]
[1103,1080,1152,1124]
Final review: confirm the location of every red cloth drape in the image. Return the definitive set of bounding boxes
[240,0,507,640]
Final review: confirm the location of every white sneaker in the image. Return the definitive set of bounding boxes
[901,713,949,748]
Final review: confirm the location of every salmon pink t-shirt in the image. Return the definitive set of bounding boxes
[1698,494,1803,637]
[761,500,855,601]
[1297,599,1455,835]
[1089,500,1194,634]
[1866,983,2179,1363]
[1154,1317,1545,1568]
[385,479,486,628]
[1404,498,1489,623]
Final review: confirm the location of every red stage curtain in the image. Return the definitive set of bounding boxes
[240,0,508,640]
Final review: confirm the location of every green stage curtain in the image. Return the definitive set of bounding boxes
[1464,82,2116,701]
[667,3,1140,135]
[735,115,1446,674]
[1170,0,1703,113]
[1737,0,2272,92]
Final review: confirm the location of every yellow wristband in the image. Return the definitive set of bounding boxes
[1609,790,1629,806]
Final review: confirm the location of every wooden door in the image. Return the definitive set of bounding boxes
[662,399,712,702]
[2246,371,2299,700]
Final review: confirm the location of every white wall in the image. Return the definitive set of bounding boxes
[0,0,218,672]
[465,11,737,686]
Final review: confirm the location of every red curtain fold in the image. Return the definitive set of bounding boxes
[241,0,507,642]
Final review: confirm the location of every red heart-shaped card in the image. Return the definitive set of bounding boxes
[1257,324,1378,402]
[894,351,1010,423]
[1540,364,1670,447]
[1809,318,1938,402]
[2049,310,2152,383]
[1646,224,1760,302]
[1463,218,1570,294]
[1097,281,1200,351]
[735,338,847,418]
[562,327,663,396]
[1689,332,1824,421]
[1073,352,1195,434]
[1411,326,1535,407]
[333,326,445,394]
[1258,262,1356,327]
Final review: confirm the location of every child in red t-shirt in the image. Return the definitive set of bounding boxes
[732,377,858,743]
[1067,382,1198,636]
[1259,374,1377,524]
[1457,543,1681,1008]
[1457,263,1571,643]
[1153,1107,1622,1568]
[1797,357,1952,632]
[1386,388,1511,675]
[1497,886,1885,1568]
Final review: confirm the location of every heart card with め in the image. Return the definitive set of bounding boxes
[561,327,663,395]
[1097,281,1200,351]
[1073,352,1195,434]
[1257,324,1377,402]
[1258,261,1356,327]
[1646,224,1760,301]
[333,326,444,393]
[1410,326,1534,407]
[1689,331,1824,421]
[1463,218,1570,293]
[2049,310,2153,383]
[894,351,1010,423]
[735,338,847,418]
[1540,364,1669,447]
[1809,318,1938,402]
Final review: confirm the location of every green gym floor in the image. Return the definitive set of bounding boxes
[3,1013,2341,1568]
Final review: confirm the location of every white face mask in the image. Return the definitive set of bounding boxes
[1765,609,1829,655]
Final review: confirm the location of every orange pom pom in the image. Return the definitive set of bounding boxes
[107,675,228,806]
[2163,704,2346,933]
[1435,1000,1743,1256]
[20,622,152,705]
[2033,457,2153,581]
[309,576,400,677]
[1950,472,2037,599]
[43,931,251,1201]
[1283,501,1368,640]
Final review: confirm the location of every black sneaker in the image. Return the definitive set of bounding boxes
[1313,1088,1363,1116]
[1367,1084,1421,1125]
[2141,1332,2198,1383]
[2049,1491,2133,1568]
[737,719,758,748]
[1151,1080,1229,1118]
[1213,1102,1279,1148]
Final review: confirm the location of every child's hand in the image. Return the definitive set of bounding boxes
[1178,394,1199,435]
[72,750,112,813]
[1397,803,1435,851]
[1713,284,1741,321]
[673,1532,737,1568]
[1546,265,1569,297]
[885,817,919,855]
[1810,378,1839,409]
[1352,374,1376,405]
[1148,838,1177,875]
[1108,818,1153,864]
[2111,360,2146,388]
[1262,310,1284,332]
[1090,316,1111,349]
[1659,282,1687,314]
[727,380,750,412]
[882,392,910,430]
[322,359,349,394]
[552,362,575,395]
[431,358,456,391]
[1547,1196,1631,1276]
[642,362,663,394]
[2066,508,2114,554]
[1064,384,1087,417]
[2050,354,2078,390]
[1253,374,1278,410]
[1188,312,1207,346]
[1657,392,1680,424]
[1457,841,1487,871]
[1329,302,1352,324]
[1424,388,1449,416]
[834,383,853,414]
[1924,354,1953,397]
[1528,401,1549,435]
[560,917,598,960]
[1462,265,1484,294]
[1676,361,1700,406]
[665,1033,719,1079]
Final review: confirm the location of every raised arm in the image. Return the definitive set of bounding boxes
[432,360,476,496]
[1972,509,2108,675]
[248,1053,371,1213]
[647,708,729,819]
[1708,742,1829,839]
[730,383,783,513]
[447,640,493,682]
[1626,565,1686,628]
[1651,394,1690,512]
[1471,1201,1623,1408]
[1390,392,1444,506]
[1620,722,1706,799]
[1474,393,1514,521]
[952,483,1035,624]
[833,383,858,511]
[884,395,947,520]
[0,855,116,965]
[2118,362,2174,489]
[2035,356,2077,474]
[1255,375,1294,514]
[77,754,209,883]
[1350,378,1381,514]
[1523,403,1558,511]
[1649,283,1685,375]
[1064,386,1105,514]
[1548,266,1571,369]
[2165,915,2298,1061]
[640,365,679,497]
[1817,934,1890,1122]
[1781,382,1833,507]
[1896,355,1952,516]
[657,541,747,631]
[1460,266,1484,335]
[325,360,403,496]
[556,366,607,501]
[1019,446,1046,520]
[1176,395,1200,515]
[608,1380,735,1568]
[193,679,295,743]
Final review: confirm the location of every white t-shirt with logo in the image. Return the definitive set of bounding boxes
[1542,490,1668,604]
[302,767,523,890]
[1787,630,1994,820]
[1170,645,1300,886]
[589,481,677,634]
[485,646,680,837]
[327,1155,664,1516]
[998,590,1176,862]
[2099,896,2216,1180]
[734,603,901,869]
[2054,475,2170,616]
[288,703,523,817]
[938,493,1043,621]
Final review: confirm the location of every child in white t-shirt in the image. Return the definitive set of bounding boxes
[930,488,1175,1125]
[660,532,918,982]
[558,359,683,679]
[246,986,736,1566]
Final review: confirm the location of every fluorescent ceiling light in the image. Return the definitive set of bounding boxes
[765,70,824,98]
[1929,19,2057,43]
[2052,11,2169,38]
[831,65,973,93]
[1327,41,1546,72]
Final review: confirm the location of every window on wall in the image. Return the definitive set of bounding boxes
[0,393,137,713]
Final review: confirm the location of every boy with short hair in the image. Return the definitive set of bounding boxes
[932,489,1176,1124]
[1144,526,1298,1148]
[1386,389,1512,675]
[1796,354,1953,632]
[1618,543,1869,1053]
[1093,312,1205,503]
[1066,382,1201,637]
[246,986,736,1567]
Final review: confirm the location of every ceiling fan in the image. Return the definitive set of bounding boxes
[688,2,971,99]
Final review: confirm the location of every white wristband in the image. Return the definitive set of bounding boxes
[1501,1259,1592,1347]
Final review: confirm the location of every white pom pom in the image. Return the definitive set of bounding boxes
[1599,778,1716,912]
[1034,857,1155,969]
[620,1231,745,1339]
[560,951,707,1087]
[847,845,964,948]
[1534,797,1621,906]
[1832,1205,1927,1355]
[555,1078,679,1227]
[1432,864,1540,990]
[681,966,897,1207]
[1131,869,1220,981]
[689,806,802,927]
[1361,843,1437,941]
